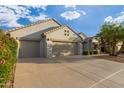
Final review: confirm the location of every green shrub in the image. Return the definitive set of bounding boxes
[92,50,98,54]
[0,31,18,87]
[83,51,89,55]
[89,51,93,55]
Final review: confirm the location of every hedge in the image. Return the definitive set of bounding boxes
[83,51,89,55]
[0,31,18,88]
[83,50,98,55]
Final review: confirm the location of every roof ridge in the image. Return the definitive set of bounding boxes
[7,18,54,32]
[44,25,67,34]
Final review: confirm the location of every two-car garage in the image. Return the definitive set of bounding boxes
[19,40,78,58]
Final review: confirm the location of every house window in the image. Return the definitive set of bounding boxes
[64,30,69,36]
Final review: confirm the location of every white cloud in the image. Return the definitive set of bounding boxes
[60,11,80,20]
[65,5,76,9]
[104,16,113,23]
[29,5,48,11]
[27,13,49,22]
[60,10,86,20]
[0,6,24,27]
[114,15,124,23]
[104,12,124,24]
[62,6,86,20]
[0,5,49,28]
[77,10,87,15]
[120,11,124,15]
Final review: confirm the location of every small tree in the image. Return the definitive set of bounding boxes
[99,24,124,56]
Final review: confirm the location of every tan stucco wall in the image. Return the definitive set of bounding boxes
[45,40,53,58]
[45,26,81,42]
[45,26,82,57]
[117,42,123,51]
[92,38,99,43]
[79,33,87,40]
[16,39,20,58]
[9,19,83,58]
[9,19,60,39]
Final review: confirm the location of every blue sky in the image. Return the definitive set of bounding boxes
[0,5,124,37]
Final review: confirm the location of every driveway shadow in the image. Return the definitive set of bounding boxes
[17,55,95,64]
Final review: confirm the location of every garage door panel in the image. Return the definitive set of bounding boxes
[19,40,40,58]
[52,42,78,57]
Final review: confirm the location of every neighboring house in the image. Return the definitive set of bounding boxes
[7,18,83,58]
[78,32,87,40]
[83,37,99,51]
[79,32,100,53]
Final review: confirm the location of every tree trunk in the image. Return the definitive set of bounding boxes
[110,33,118,56]
[112,43,117,56]
[106,39,110,53]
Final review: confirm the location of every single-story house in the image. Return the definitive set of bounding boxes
[7,18,84,58]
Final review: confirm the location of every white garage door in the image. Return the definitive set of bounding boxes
[52,42,78,57]
[19,40,40,58]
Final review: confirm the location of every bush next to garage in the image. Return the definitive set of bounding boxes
[0,30,18,88]
[83,51,89,55]
[83,50,98,55]
[92,50,98,54]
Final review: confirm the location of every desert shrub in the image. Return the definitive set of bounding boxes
[0,31,18,87]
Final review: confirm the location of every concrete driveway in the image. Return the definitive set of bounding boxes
[14,55,124,88]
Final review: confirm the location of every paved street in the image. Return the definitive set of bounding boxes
[14,55,124,88]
